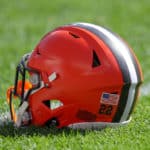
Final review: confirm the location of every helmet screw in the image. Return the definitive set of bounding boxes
[45,83,49,88]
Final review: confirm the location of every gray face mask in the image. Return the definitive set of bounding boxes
[7,53,41,127]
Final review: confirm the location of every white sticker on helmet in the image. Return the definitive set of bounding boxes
[48,72,57,82]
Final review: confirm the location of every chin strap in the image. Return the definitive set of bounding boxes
[15,101,29,127]
[6,87,29,127]
[6,87,17,123]
[6,81,32,127]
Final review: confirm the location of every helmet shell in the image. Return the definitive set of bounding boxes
[26,23,143,127]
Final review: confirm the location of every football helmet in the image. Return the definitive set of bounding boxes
[7,23,143,129]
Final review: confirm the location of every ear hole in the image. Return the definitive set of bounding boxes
[92,50,101,67]
[43,100,63,110]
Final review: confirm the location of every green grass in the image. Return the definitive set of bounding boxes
[0,0,150,149]
[0,97,149,150]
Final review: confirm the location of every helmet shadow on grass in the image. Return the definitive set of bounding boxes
[0,123,105,137]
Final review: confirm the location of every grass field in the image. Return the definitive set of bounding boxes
[0,0,150,149]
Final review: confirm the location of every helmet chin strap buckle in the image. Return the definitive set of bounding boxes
[15,101,29,127]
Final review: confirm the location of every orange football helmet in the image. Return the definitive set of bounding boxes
[7,23,143,128]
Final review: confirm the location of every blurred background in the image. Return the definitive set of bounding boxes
[0,0,149,108]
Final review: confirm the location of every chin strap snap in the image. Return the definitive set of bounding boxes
[6,87,17,123]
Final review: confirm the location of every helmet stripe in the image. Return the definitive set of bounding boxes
[73,23,140,122]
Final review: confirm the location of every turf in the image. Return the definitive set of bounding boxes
[0,0,149,149]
